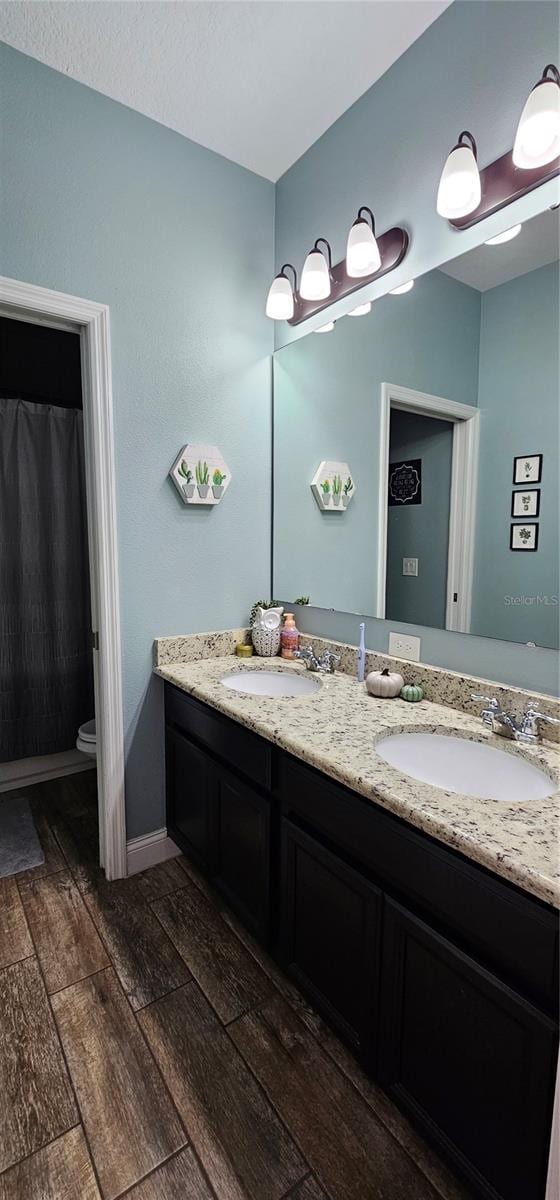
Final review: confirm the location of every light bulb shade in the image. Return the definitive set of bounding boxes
[513,77,560,168]
[485,224,522,246]
[390,280,414,295]
[300,249,331,300]
[315,321,335,333]
[346,220,381,277]
[265,273,294,320]
[348,301,372,316]
[437,143,481,219]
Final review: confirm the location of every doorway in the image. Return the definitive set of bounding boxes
[377,382,480,633]
[0,275,126,879]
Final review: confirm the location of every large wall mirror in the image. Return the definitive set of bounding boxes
[273,208,559,649]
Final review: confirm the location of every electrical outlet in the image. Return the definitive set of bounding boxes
[402,557,418,577]
[388,632,421,661]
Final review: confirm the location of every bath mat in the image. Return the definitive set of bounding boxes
[0,795,45,877]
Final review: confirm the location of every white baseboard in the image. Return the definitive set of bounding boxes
[0,750,96,793]
[126,827,181,875]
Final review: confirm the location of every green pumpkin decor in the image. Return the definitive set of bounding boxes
[400,683,424,703]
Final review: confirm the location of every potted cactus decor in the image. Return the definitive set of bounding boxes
[170,444,231,505]
[212,468,226,500]
[342,476,354,508]
[196,460,210,499]
[178,461,195,499]
[311,460,355,512]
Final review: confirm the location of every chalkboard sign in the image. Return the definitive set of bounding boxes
[389,458,422,505]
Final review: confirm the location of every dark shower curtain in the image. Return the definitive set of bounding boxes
[0,398,94,761]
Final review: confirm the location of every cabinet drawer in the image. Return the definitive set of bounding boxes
[379,899,558,1200]
[277,752,558,1013]
[280,818,381,1056]
[165,683,271,790]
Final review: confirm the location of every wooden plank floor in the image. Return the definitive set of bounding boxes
[0,772,474,1200]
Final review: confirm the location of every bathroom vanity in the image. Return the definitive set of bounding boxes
[158,652,560,1200]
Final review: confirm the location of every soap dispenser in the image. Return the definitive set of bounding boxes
[281,612,299,660]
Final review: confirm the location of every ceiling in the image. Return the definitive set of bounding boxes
[441,208,560,292]
[0,0,449,181]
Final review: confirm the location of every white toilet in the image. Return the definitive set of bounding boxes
[76,719,97,759]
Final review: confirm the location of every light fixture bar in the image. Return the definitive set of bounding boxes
[288,225,409,326]
[447,146,559,230]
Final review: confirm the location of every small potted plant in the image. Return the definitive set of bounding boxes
[342,476,354,508]
[195,460,210,499]
[320,479,331,508]
[332,474,343,506]
[212,468,226,500]
[178,461,195,500]
[294,595,310,606]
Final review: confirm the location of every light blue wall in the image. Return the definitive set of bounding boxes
[274,269,480,613]
[0,44,274,837]
[472,262,559,646]
[274,0,559,694]
[275,1,560,346]
[387,411,454,629]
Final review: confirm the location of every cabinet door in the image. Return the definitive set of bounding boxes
[280,818,381,1056]
[379,898,557,1200]
[165,727,216,870]
[213,767,271,943]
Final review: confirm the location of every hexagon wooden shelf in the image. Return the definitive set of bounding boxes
[170,443,231,506]
[311,461,355,511]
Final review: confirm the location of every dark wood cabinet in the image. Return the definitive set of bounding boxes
[280,818,381,1055]
[213,766,271,942]
[166,727,216,871]
[164,682,558,1200]
[379,899,557,1200]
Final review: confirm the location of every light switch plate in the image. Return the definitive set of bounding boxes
[402,557,418,576]
[388,632,421,662]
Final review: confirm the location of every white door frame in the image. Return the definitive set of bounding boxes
[0,275,127,879]
[377,382,480,633]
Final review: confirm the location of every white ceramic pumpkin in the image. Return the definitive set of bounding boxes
[365,667,404,698]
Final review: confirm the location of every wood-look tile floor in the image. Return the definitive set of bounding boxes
[0,773,475,1200]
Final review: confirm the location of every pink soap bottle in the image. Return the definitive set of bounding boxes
[280,612,299,659]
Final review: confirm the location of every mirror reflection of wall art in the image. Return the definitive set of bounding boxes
[510,523,539,552]
[511,489,540,518]
[169,443,231,506]
[389,458,422,505]
[513,453,542,485]
[311,461,355,511]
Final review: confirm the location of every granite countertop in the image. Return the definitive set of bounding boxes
[155,655,560,909]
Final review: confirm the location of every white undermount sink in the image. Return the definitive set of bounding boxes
[221,670,322,698]
[375,731,554,802]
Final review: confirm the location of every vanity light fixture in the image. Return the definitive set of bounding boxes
[266,216,408,326]
[485,224,522,246]
[346,207,381,277]
[300,238,332,301]
[437,66,560,231]
[348,301,372,316]
[315,320,336,333]
[389,280,415,295]
[437,131,481,219]
[265,264,298,320]
[513,64,560,169]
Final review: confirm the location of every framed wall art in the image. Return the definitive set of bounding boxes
[513,453,542,485]
[510,523,539,552]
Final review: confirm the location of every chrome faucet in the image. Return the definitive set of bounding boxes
[471,694,560,744]
[294,644,340,674]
